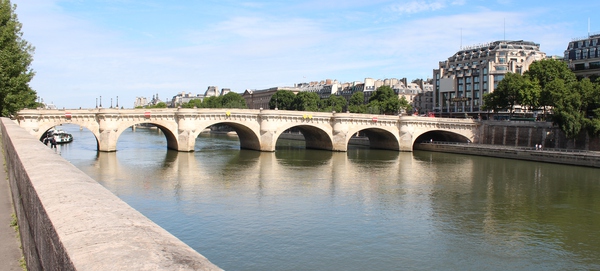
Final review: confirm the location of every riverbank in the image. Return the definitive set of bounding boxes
[415,142,600,168]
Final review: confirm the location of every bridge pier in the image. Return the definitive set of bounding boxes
[98,129,118,152]
[259,117,277,152]
[398,124,414,151]
[332,121,349,152]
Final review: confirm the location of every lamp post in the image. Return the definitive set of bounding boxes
[100,96,102,108]
[116,96,119,108]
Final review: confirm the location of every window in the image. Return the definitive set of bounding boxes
[496,66,507,71]
[495,75,505,81]
[474,83,479,90]
[474,76,479,83]
[466,77,471,83]
[498,58,506,63]
[458,78,463,84]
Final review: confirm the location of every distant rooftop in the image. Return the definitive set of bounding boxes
[457,40,540,54]
[571,31,600,41]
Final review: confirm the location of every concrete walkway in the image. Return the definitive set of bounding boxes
[0,135,25,270]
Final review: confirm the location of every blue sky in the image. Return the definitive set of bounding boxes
[12,0,600,109]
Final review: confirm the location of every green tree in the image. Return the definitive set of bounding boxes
[181,99,203,108]
[493,72,525,117]
[221,92,247,109]
[322,95,346,112]
[0,1,37,117]
[146,102,167,108]
[293,91,320,111]
[519,78,541,112]
[399,96,412,114]
[269,90,295,110]
[368,85,399,114]
[348,91,366,113]
[481,90,505,119]
[525,59,576,118]
[585,79,600,135]
[551,79,585,141]
[201,96,222,108]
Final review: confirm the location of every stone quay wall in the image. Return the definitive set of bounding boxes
[0,118,222,271]
[416,143,600,168]
[477,120,600,151]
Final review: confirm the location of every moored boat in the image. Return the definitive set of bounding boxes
[45,128,74,144]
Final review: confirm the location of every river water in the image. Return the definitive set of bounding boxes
[55,124,600,271]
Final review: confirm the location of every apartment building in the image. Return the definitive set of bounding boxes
[433,40,546,115]
[565,33,600,79]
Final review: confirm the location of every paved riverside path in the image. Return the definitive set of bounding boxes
[0,132,24,270]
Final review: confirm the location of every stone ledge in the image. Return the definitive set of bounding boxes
[1,118,221,270]
[416,143,600,168]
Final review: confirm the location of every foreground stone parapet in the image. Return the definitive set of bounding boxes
[1,118,222,270]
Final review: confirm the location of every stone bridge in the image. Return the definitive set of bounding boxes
[15,108,479,152]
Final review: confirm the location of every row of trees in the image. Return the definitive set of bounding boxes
[268,85,412,114]
[181,92,247,109]
[483,59,600,139]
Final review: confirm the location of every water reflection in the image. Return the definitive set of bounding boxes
[56,125,600,271]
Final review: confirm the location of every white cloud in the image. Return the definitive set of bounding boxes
[389,0,466,15]
[391,0,446,14]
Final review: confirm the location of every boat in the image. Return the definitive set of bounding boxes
[45,128,74,144]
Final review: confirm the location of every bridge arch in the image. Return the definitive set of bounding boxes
[35,121,101,150]
[413,130,471,144]
[112,122,180,151]
[274,123,334,151]
[194,122,261,151]
[346,127,400,151]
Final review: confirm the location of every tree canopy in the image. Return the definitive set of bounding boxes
[293,91,320,111]
[524,59,576,116]
[0,1,37,117]
[368,85,400,114]
[181,92,247,109]
[321,95,347,112]
[491,72,540,117]
[348,91,366,113]
[269,90,295,110]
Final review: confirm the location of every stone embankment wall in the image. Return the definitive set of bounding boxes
[416,143,600,168]
[477,120,600,151]
[1,118,222,270]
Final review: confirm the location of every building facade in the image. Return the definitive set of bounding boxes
[242,77,430,112]
[433,40,546,116]
[564,33,600,80]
